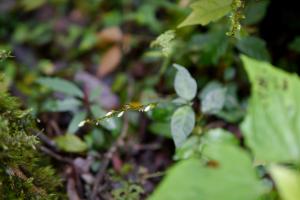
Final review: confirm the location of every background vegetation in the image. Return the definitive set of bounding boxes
[1,0,300,199]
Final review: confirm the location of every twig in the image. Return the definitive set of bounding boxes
[39,146,73,164]
[90,114,129,200]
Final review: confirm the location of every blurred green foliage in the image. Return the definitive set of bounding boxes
[1,0,300,199]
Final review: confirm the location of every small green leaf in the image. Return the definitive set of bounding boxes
[189,29,229,65]
[55,134,88,153]
[42,98,82,112]
[149,144,265,200]
[243,0,270,25]
[241,55,300,163]
[149,122,172,138]
[178,0,233,27]
[289,36,300,53]
[171,106,195,147]
[236,36,270,61]
[151,30,176,57]
[200,82,226,114]
[67,111,87,134]
[37,77,84,98]
[173,64,197,101]
[269,166,300,200]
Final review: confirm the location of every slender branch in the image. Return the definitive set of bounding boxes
[39,146,73,164]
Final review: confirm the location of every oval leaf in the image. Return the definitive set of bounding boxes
[37,77,84,98]
[55,134,88,153]
[200,83,226,114]
[67,111,87,134]
[171,106,195,147]
[174,64,197,101]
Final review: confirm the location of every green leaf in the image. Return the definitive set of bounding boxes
[241,55,300,163]
[243,0,270,25]
[189,29,229,65]
[200,83,226,114]
[269,166,300,200]
[37,77,84,98]
[175,136,200,160]
[203,128,238,145]
[151,30,176,57]
[149,122,172,138]
[171,106,195,147]
[91,104,118,131]
[173,64,197,101]
[236,36,270,61]
[54,134,88,153]
[149,144,265,200]
[289,36,300,53]
[42,98,82,112]
[67,111,87,134]
[21,0,47,11]
[178,0,233,27]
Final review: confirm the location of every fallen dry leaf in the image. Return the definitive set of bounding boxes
[97,45,122,77]
[97,26,123,45]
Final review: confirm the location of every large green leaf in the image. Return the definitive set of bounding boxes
[269,166,300,200]
[37,77,84,98]
[178,0,233,27]
[171,106,195,147]
[241,56,300,163]
[149,144,265,200]
[173,64,197,101]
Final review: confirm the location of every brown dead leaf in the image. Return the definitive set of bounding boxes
[97,26,123,45]
[97,45,122,77]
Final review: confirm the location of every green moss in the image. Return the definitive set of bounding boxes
[0,84,64,199]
